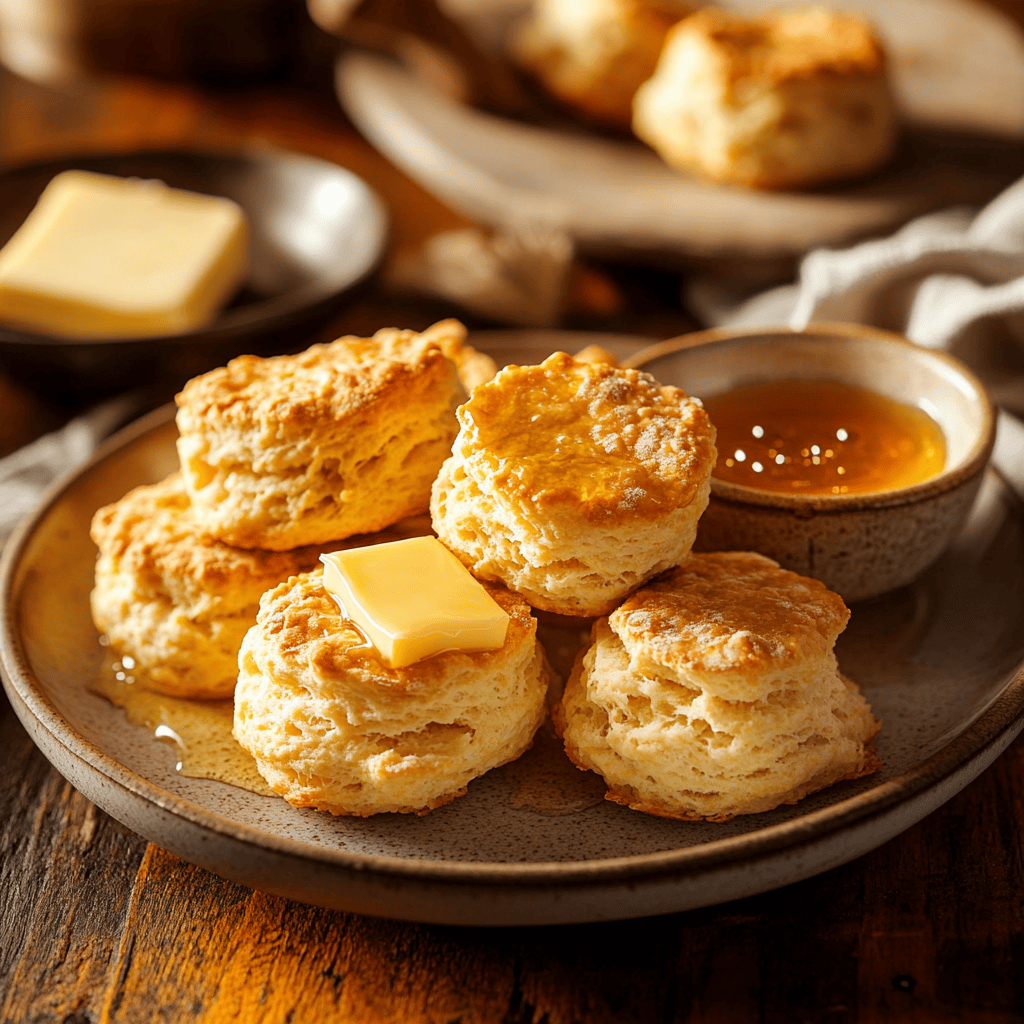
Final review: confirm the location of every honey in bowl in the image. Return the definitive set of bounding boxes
[703,379,946,495]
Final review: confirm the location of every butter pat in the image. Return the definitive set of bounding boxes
[0,170,248,338]
[320,537,510,669]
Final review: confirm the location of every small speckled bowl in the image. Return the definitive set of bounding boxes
[626,324,996,602]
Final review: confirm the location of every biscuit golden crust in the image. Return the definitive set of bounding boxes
[514,0,692,127]
[430,352,716,616]
[233,570,550,816]
[609,550,850,694]
[556,553,880,821]
[175,322,465,550]
[632,7,897,190]
[424,317,498,392]
[685,6,888,85]
[89,474,332,699]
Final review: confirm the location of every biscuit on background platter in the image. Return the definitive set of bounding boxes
[555,551,881,821]
[88,474,358,700]
[430,351,717,617]
[632,7,897,190]
[233,570,550,816]
[514,0,693,127]
[175,320,471,551]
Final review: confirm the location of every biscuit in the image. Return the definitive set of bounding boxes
[514,0,693,127]
[426,317,498,392]
[88,474,357,699]
[632,7,897,190]
[555,551,880,820]
[430,352,716,617]
[233,570,550,816]
[572,343,620,367]
[175,321,465,551]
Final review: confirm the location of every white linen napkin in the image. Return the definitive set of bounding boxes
[0,392,145,547]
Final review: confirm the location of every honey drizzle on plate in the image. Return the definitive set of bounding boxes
[92,649,275,796]
[704,380,946,495]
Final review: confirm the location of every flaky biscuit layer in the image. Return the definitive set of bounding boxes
[556,552,880,820]
[609,550,851,698]
[233,570,550,816]
[175,322,466,550]
[431,352,716,616]
[89,474,333,699]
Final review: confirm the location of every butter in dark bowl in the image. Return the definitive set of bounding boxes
[0,149,387,398]
[625,323,996,602]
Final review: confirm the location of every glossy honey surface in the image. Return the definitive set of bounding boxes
[704,379,946,495]
[93,650,274,796]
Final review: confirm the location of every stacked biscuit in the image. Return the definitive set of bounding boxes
[554,552,880,821]
[90,473,339,700]
[514,2,897,190]
[430,351,717,616]
[92,325,880,822]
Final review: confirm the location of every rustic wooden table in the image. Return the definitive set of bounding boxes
[2,10,1024,1020]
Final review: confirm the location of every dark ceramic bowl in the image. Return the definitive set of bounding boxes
[0,149,387,397]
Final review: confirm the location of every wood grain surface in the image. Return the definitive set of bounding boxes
[1,4,1024,1020]
[3,686,1024,1022]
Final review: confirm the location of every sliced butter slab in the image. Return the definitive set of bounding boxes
[320,537,510,669]
[0,169,248,338]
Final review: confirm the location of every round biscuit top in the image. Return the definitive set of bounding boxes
[90,475,326,603]
[609,551,850,676]
[675,7,887,85]
[453,352,716,519]
[175,325,461,440]
[257,569,536,694]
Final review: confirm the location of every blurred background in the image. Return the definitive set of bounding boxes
[0,0,1019,454]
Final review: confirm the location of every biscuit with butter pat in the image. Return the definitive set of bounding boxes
[88,474,356,699]
[632,7,897,190]
[430,352,717,617]
[555,551,881,821]
[176,322,467,551]
[233,569,550,816]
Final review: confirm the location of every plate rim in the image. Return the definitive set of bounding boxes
[3,383,1024,889]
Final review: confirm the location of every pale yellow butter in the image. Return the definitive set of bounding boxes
[320,537,510,669]
[0,170,248,338]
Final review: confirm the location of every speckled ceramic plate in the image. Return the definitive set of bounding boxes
[2,333,1024,926]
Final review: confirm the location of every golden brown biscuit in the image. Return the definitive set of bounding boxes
[426,317,498,392]
[514,0,693,127]
[632,7,897,189]
[88,474,357,699]
[233,570,550,816]
[572,343,620,367]
[175,322,465,551]
[555,551,880,820]
[430,352,717,617]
